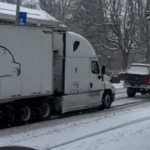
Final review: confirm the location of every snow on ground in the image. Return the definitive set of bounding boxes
[53,119,150,150]
[113,95,144,106]
[1,105,150,149]
[113,82,124,89]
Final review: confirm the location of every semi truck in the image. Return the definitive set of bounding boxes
[0,24,115,127]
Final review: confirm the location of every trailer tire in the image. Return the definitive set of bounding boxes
[4,105,15,126]
[37,101,51,121]
[100,91,112,110]
[0,105,15,128]
[17,104,34,124]
[0,115,5,129]
[127,87,136,97]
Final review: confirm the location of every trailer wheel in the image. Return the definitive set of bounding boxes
[38,101,51,121]
[18,104,33,124]
[0,115,5,129]
[4,105,15,126]
[100,92,112,110]
[0,105,15,128]
[127,87,136,97]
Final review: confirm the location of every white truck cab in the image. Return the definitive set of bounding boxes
[54,31,115,113]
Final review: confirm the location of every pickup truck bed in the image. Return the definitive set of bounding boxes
[124,63,150,97]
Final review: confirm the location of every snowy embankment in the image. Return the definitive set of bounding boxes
[0,105,150,150]
[113,83,124,89]
[113,81,124,89]
[113,82,126,94]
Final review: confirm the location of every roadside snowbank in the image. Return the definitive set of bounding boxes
[113,83,124,89]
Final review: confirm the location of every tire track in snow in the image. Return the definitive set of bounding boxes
[50,116,150,150]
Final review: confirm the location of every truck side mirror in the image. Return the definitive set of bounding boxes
[101,65,105,74]
[110,78,112,83]
[98,75,102,79]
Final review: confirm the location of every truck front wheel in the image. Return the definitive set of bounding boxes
[127,87,136,97]
[100,92,112,110]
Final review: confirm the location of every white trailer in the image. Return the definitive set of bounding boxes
[0,25,115,127]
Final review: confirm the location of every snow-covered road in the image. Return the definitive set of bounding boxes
[1,103,150,150]
[54,116,150,150]
[0,83,150,150]
[0,93,150,150]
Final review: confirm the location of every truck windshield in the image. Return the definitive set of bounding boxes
[127,65,149,75]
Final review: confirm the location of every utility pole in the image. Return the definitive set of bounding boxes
[15,0,20,25]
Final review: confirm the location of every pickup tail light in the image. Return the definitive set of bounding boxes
[148,78,150,83]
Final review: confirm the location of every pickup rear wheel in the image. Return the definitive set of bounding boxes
[140,90,147,95]
[127,87,136,97]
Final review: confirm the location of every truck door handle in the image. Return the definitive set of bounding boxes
[90,83,93,88]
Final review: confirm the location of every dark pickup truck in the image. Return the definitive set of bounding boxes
[124,63,150,97]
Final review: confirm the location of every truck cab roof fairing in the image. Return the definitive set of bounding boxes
[66,31,97,58]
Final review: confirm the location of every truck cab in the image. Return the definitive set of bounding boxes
[54,31,115,113]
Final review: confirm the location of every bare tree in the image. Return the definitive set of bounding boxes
[138,0,150,63]
[69,0,147,70]
[38,0,75,22]
[68,0,124,69]
[23,3,37,9]
[23,0,37,9]
[0,0,37,9]
[100,0,142,69]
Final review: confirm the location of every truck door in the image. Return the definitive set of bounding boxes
[86,59,105,106]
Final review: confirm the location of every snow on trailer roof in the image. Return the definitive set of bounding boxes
[131,63,150,67]
[0,2,61,26]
